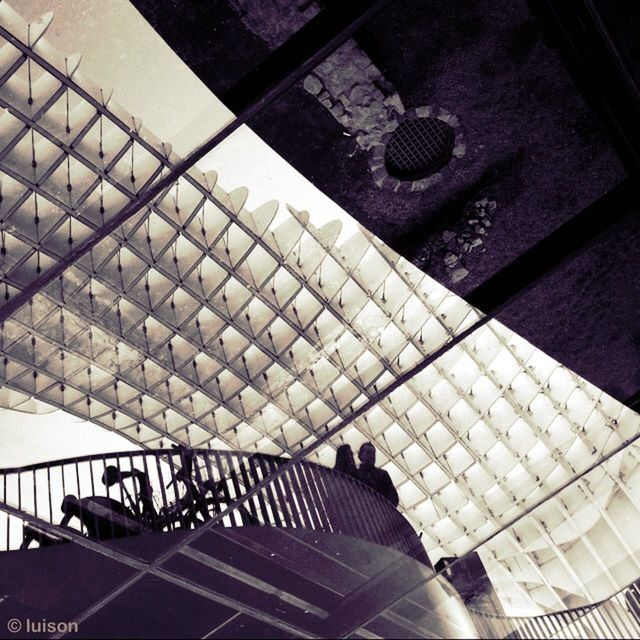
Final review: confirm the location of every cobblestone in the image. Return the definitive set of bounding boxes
[303,74,322,95]
[228,0,462,191]
[230,0,404,151]
[451,267,470,284]
[416,199,498,285]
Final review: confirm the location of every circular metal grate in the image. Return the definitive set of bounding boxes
[384,117,455,181]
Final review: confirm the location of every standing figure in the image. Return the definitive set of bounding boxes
[326,444,360,535]
[333,444,359,478]
[358,442,399,507]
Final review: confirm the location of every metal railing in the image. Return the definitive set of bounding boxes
[0,448,429,565]
[468,579,640,639]
[5,449,640,638]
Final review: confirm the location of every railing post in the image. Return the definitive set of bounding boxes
[44,464,52,526]
[247,455,280,526]
[234,454,264,524]
[262,456,295,529]
[288,461,320,530]
[209,450,238,527]
[201,451,220,518]
[153,454,171,531]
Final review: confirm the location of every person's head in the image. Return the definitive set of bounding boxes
[358,442,376,468]
[334,444,356,472]
[101,465,122,487]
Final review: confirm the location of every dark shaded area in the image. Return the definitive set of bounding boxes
[467,179,636,312]
[589,0,640,111]
[130,0,269,96]
[498,210,640,400]
[82,574,234,639]
[247,0,625,295]
[211,614,295,639]
[220,0,392,113]
[0,542,136,638]
[527,0,640,170]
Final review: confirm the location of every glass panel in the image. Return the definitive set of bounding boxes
[1,2,640,638]
[242,0,626,298]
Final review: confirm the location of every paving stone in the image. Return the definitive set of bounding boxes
[441,113,460,127]
[372,166,388,181]
[349,85,372,105]
[451,267,470,283]
[316,59,335,75]
[453,144,467,158]
[330,102,345,118]
[372,145,386,160]
[383,94,405,114]
[415,106,432,118]
[444,252,459,267]
[303,74,322,95]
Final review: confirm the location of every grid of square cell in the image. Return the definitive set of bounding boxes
[0,8,476,458]
[478,446,640,615]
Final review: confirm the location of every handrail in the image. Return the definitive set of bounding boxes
[0,448,250,474]
[0,448,429,566]
[467,577,640,639]
[468,602,596,622]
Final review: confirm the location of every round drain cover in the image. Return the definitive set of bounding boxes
[384,117,455,181]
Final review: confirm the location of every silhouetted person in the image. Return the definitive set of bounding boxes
[334,444,358,478]
[358,442,399,507]
[102,465,156,526]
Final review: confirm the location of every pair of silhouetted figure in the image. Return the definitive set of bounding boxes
[334,442,399,507]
